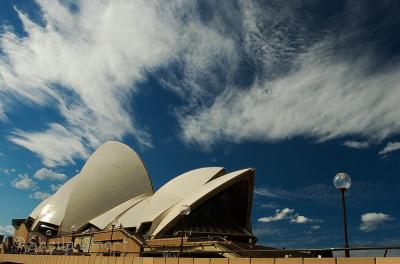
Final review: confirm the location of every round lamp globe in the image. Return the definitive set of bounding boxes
[333,172,351,190]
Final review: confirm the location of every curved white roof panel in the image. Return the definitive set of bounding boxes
[150,168,254,237]
[31,176,77,230]
[117,196,152,228]
[60,141,153,232]
[25,141,255,240]
[28,141,154,233]
[138,167,224,224]
[89,194,149,229]
[115,167,224,229]
[29,197,51,220]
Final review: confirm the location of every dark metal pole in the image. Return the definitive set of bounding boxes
[109,225,115,255]
[341,188,350,257]
[45,236,48,253]
[70,232,75,255]
[179,216,185,257]
[88,235,93,253]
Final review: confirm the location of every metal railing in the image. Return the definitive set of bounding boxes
[4,244,400,258]
[142,245,400,258]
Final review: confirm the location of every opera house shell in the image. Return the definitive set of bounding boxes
[26,141,255,241]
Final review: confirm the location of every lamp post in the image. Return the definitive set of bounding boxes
[45,230,52,253]
[70,225,77,254]
[179,205,190,257]
[71,225,77,235]
[333,172,351,258]
[109,220,117,255]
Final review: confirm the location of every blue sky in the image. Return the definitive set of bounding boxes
[1,0,400,250]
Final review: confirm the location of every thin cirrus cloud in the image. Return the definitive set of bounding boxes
[379,142,400,156]
[342,141,370,150]
[290,215,313,224]
[0,225,15,236]
[360,212,394,232]
[33,168,67,181]
[180,46,400,148]
[257,208,316,224]
[0,0,182,166]
[258,208,294,223]
[11,168,64,198]
[177,2,400,149]
[1,1,400,167]
[10,174,37,190]
[254,184,336,203]
[29,191,51,200]
[255,182,400,206]
[0,0,236,167]
[9,124,90,167]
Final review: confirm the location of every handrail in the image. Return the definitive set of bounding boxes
[4,245,400,255]
[142,245,400,258]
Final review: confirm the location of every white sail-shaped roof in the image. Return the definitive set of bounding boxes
[117,196,152,228]
[117,167,224,229]
[28,141,154,233]
[139,167,224,223]
[150,168,254,237]
[29,196,51,220]
[31,176,77,230]
[60,141,153,232]
[89,194,149,230]
[27,141,255,240]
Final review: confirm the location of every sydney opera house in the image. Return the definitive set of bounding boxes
[9,141,263,257]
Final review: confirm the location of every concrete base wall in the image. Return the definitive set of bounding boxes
[1,255,400,264]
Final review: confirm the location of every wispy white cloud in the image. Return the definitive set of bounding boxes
[176,2,400,149]
[11,174,37,190]
[0,0,241,167]
[180,48,400,147]
[29,191,51,200]
[2,0,400,164]
[258,208,294,223]
[0,225,15,236]
[256,201,279,210]
[255,181,400,206]
[9,124,89,167]
[34,167,66,181]
[310,225,320,230]
[360,212,394,232]
[342,141,369,149]
[258,208,317,225]
[0,0,196,166]
[379,142,400,156]
[255,184,335,202]
[290,215,313,224]
[255,187,293,200]
[0,107,6,121]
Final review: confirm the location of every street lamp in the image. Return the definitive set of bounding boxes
[109,220,117,255]
[71,225,77,234]
[70,225,77,253]
[179,205,190,256]
[45,230,52,253]
[333,172,351,257]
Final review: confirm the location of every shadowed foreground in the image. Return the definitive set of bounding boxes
[1,254,400,264]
